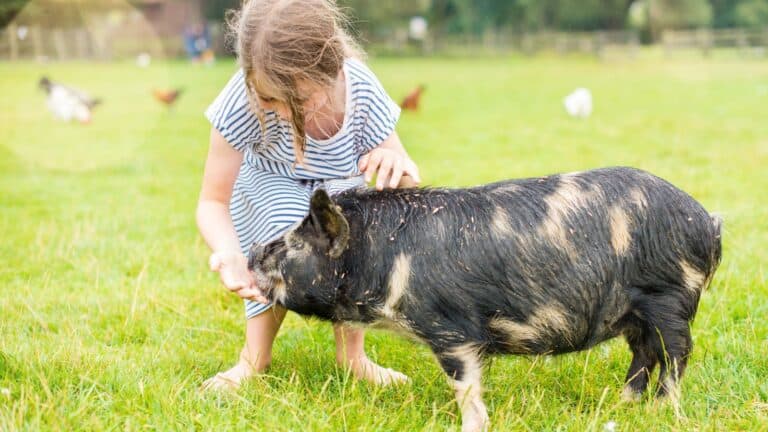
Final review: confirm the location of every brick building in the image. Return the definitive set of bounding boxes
[132,0,204,38]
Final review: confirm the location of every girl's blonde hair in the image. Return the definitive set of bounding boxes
[228,0,364,165]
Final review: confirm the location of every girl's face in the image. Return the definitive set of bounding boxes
[255,93,290,120]
[256,80,331,122]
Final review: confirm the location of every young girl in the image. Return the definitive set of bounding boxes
[197,0,421,390]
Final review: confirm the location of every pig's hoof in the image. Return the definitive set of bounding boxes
[620,386,642,402]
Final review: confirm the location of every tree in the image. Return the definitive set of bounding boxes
[555,0,633,30]
[202,0,240,22]
[645,0,713,40]
[0,0,28,28]
[710,0,739,27]
[339,0,429,38]
[733,0,768,28]
[3,0,129,29]
[649,0,713,29]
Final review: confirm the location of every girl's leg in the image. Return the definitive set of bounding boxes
[322,178,413,385]
[202,305,287,390]
[334,324,409,385]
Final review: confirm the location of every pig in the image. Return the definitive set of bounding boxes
[248,166,722,432]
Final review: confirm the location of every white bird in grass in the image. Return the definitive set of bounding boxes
[136,52,152,68]
[563,87,593,119]
[38,76,101,124]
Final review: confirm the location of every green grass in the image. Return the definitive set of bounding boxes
[1,55,767,431]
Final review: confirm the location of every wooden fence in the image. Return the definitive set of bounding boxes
[0,24,639,61]
[373,30,641,59]
[381,28,768,59]
[3,23,767,61]
[661,28,768,57]
[0,21,225,61]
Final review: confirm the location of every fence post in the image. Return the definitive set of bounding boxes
[764,27,768,52]
[31,26,43,60]
[90,24,107,60]
[52,29,67,60]
[764,27,768,53]
[555,33,566,54]
[522,33,534,56]
[735,28,746,57]
[699,29,711,57]
[75,29,88,59]
[763,27,768,57]
[629,31,639,59]
[594,31,606,58]
[8,23,18,61]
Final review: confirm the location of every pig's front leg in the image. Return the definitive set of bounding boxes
[435,344,489,432]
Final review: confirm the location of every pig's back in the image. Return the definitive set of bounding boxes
[337,167,721,354]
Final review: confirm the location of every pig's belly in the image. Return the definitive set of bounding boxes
[483,283,631,356]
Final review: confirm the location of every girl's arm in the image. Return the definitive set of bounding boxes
[197,128,242,253]
[359,131,421,190]
[197,128,265,302]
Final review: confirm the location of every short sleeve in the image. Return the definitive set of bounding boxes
[352,62,401,154]
[204,69,261,152]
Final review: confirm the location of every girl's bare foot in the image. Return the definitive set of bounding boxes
[334,325,408,386]
[339,355,409,385]
[203,307,286,392]
[201,351,270,392]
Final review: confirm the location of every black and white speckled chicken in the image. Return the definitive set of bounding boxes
[38,76,101,124]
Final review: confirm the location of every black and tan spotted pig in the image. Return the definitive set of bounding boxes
[248,167,722,432]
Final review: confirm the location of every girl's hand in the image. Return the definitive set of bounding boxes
[359,147,421,190]
[209,251,269,303]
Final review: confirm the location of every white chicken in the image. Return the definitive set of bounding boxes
[39,77,101,124]
[563,87,593,119]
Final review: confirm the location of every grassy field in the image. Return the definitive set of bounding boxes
[1,55,767,431]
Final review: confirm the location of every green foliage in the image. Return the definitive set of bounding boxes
[650,0,714,29]
[711,0,768,28]
[201,0,240,22]
[554,0,633,30]
[339,0,430,37]
[0,0,27,27]
[428,0,555,34]
[1,56,767,430]
[627,0,649,29]
[733,0,768,27]
[5,0,767,39]
[341,0,765,39]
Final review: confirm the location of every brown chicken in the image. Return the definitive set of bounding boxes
[152,88,184,107]
[400,85,425,111]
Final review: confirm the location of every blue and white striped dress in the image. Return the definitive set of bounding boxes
[205,59,401,318]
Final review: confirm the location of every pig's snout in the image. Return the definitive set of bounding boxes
[247,241,283,303]
[248,241,285,272]
[248,243,265,271]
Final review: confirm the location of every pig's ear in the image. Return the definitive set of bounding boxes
[309,189,349,258]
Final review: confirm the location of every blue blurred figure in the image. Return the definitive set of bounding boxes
[184,23,215,64]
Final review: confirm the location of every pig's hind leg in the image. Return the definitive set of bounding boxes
[648,316,691,412]
[625,300,692,413]
[621,323,658,401]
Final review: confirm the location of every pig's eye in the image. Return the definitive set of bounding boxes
[285,234,305,250]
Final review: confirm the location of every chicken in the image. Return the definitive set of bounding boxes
[400,85,425,111]
[152,88,184,108]
[563,87,593,119]
[38,76,101,124]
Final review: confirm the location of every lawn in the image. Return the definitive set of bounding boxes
[1,55,767,431]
